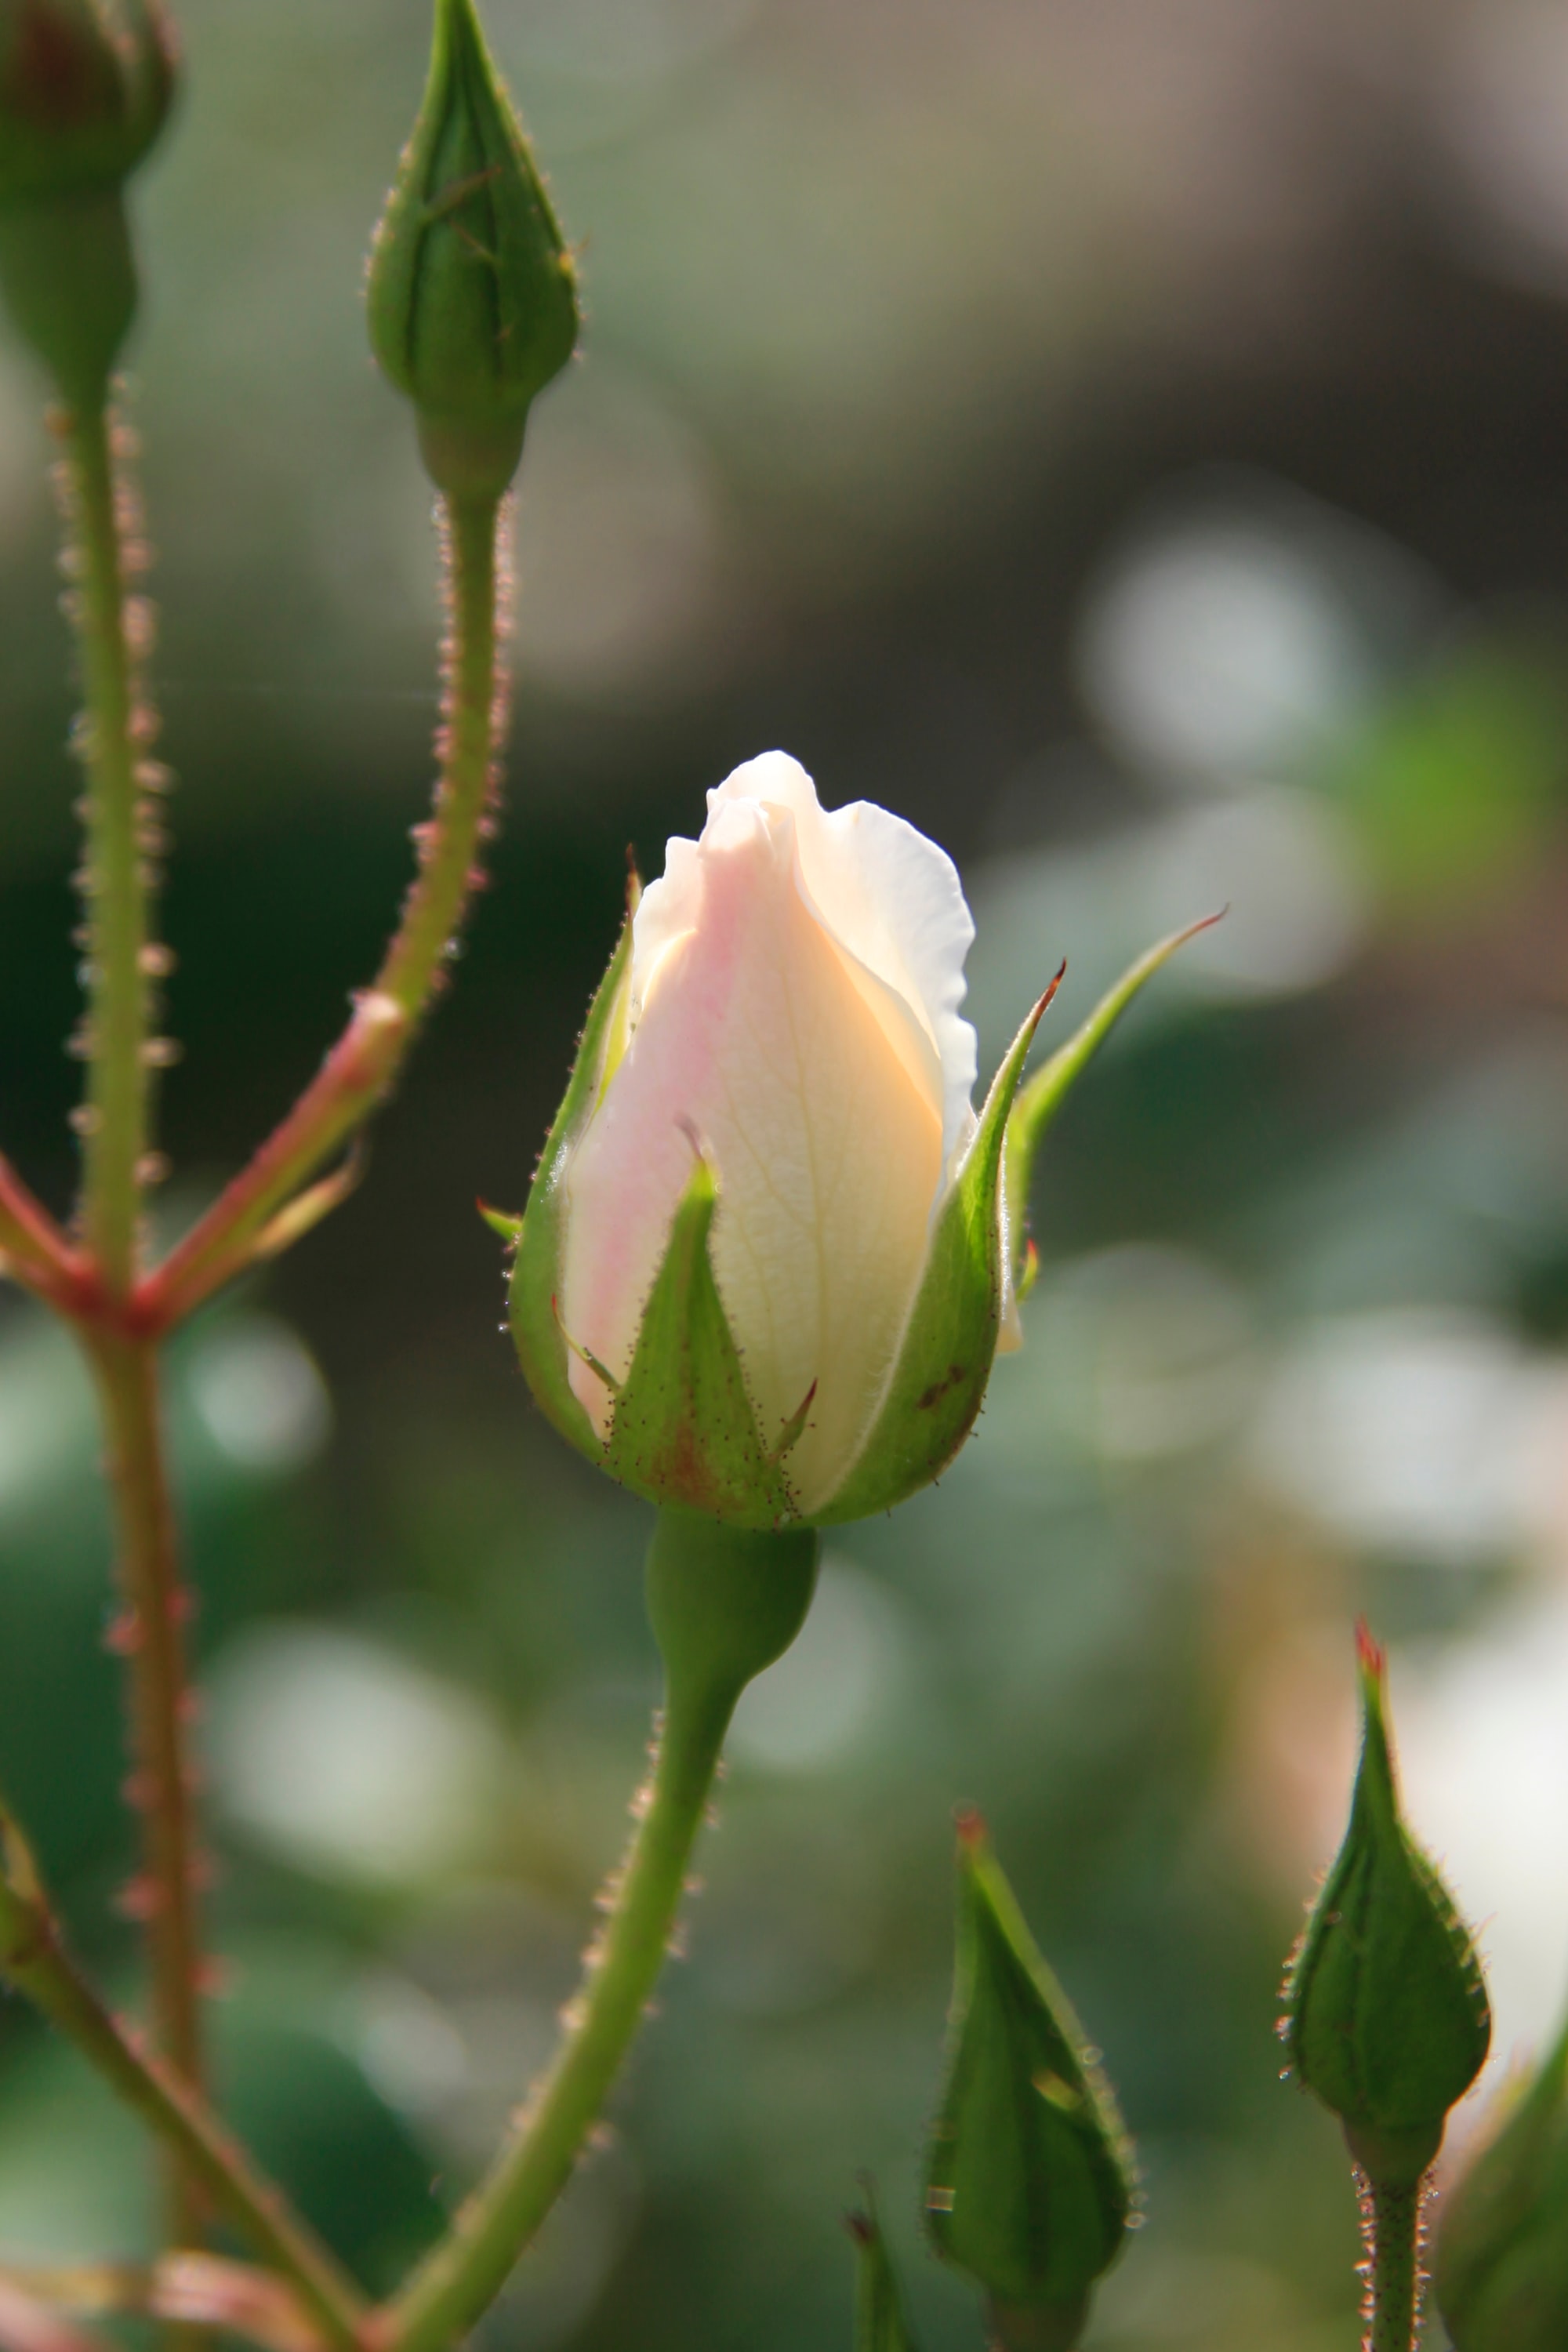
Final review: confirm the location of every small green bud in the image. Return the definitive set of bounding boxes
[923,1812,1136,2348]
[1283,1625,1490,2189]
[0,0,175,401]
[366,0,577,499]
[848,2191,920,2352]
[1435,2010,1568,2352]
[0,0,174,202]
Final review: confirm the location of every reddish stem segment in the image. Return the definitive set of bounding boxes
[140,491,508,1330]
[82,1331,205,2245]
[0,1155,90,1316]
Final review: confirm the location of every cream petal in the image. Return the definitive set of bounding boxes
[707,752,977,1173]
[636,752,978,1179]
[563,797,946,1513]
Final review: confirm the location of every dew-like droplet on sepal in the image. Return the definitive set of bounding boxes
[1282,1623,1490,2190]
[365,0,578,499]
[1435,2003,1568,2352]
[922,1809,1136,2346]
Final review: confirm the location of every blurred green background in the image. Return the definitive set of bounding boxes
[7,1,1568,2345]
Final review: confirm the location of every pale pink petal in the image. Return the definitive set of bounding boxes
[562,797,946,1512]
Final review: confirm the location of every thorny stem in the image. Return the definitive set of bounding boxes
[82,1330,206,2254]
[140,491,509,1327]
[1362,2173,1424,2352]
[380,1515,819,2352]
[0,1798,365,2350]
[51,394,207,2268]
[382,1675,726,2352]
[52,399,165,1294]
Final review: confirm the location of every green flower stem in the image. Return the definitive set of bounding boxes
[57,400,155,1295]
[0,1794,366,2350]
[140,491,506,1329]
[379,1513,820,2352]
[1366,2176,1422,2352]
[80,1330,209,2252]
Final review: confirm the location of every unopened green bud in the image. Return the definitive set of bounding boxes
[366,0,577,499]
[0,0,175,401]
[1435,2009,1568,2352]
[848,2193,920,2352]
[0,0,173,201]
[1283,1625,1490,2188]
[923,1813,1136,2349]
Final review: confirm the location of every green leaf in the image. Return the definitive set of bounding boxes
[1284,1626,1491,2187]
[1004,916,1220,1286]
[509,917,632,1461]
[817,981,1056,1524]
[1436,2009,1568,2352]
[848,2194,920,2352]
[604,1156,797,1529]
[924,1813,1134,2327]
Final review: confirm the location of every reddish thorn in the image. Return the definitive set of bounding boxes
[844,2211,875,2248]
[103,1608,140,1655]
[1355,1617,1386,1679]
[114,1874,160,1922]
[120,1771,152,1809]
[953,1803,987,1850]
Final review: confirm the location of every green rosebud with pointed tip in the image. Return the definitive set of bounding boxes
[503,752,1207,1532]
[1435,2008,1568,2352]
[1283,1625,1490,2190]
[848,2192,920,2352]
[922,1811,1136,2351]
[0,0,176,402]
[366,0,576,499]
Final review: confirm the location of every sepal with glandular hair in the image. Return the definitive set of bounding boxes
[0,0,176,400]
[815,975,1058,1525]
[924,1812,1135,2350]
[1283,1625,1490,2189]
[509,914,631,1462]
[1003,913,1221,1297]
[366,0,577,497]
[602,1152,799,1528]
[1436,2006,1568,2352]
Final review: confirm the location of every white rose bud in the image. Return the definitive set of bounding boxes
[505,751,1207,1529]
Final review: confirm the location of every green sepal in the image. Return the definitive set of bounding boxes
[848,2192,920,2352]
[1436,2009,1568,2352]
[924,1813,1135,2325]
[816,983,1055,1525]
[508,917,631,1461]
[1004,915,1220,1287]
[604,1156,797,1530]
[366,0,577,497]
[1283,1627,1490,2188]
